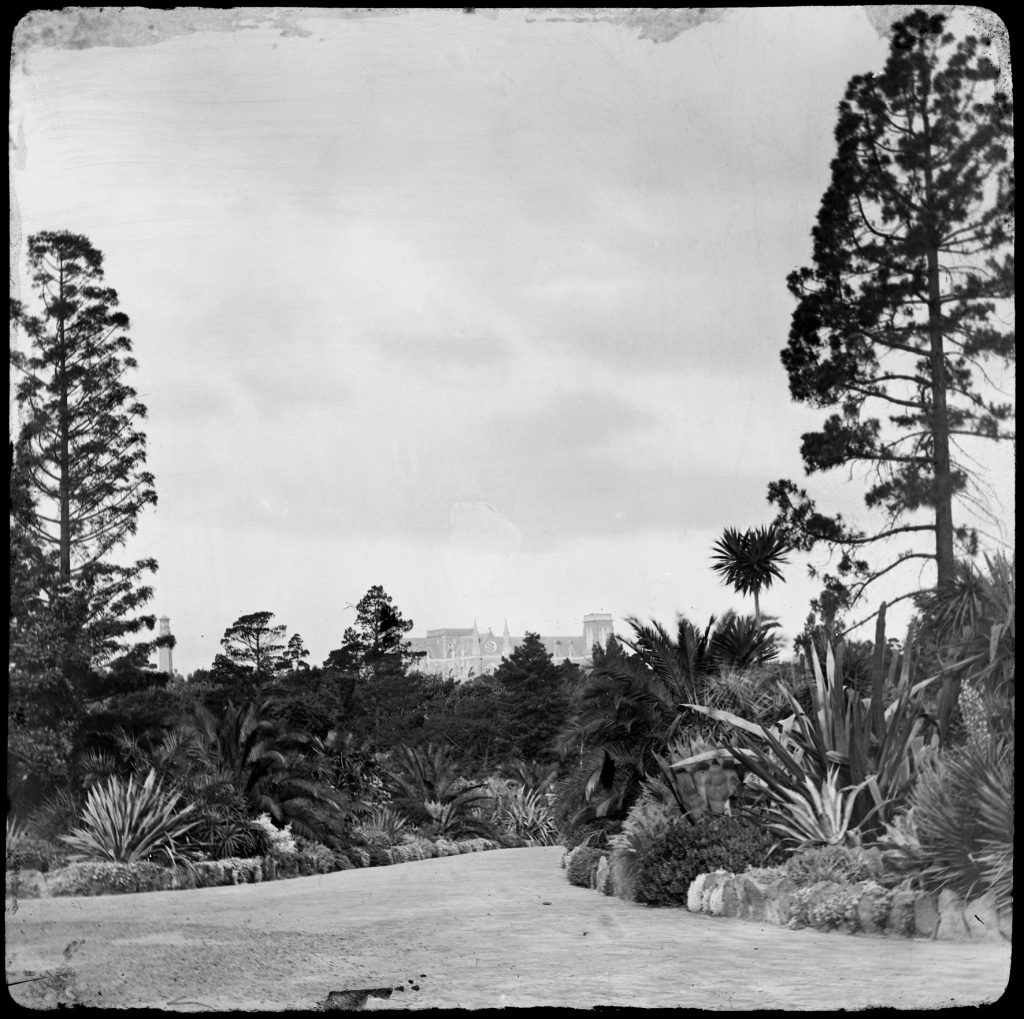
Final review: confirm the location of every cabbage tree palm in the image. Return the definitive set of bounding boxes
[711,525,790,630]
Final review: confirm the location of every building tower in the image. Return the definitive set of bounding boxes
[157,617,174,675]
[582,613,614,655]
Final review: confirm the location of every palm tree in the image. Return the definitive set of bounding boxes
[176,700,351,844]
[710,525,790,630]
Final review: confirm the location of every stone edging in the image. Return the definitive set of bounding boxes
[685,869,1011,943]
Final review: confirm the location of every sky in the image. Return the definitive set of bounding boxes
[10,7,1015,675]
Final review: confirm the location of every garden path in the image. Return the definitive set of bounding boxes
[5,847,1010,1010]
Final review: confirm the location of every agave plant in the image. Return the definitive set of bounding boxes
[685,604,940,836]
[762,768,872,849]
[354,805,411,847]
[60,770,198,865]
[494,784,560,845]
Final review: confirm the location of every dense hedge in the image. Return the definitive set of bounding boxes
[634,815,776,906]
[48,861,177,896]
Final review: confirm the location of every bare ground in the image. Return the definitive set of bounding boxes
[5,847,1011,1011]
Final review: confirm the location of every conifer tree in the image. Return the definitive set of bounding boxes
[12,232,159,669]
[10,232,159,803]
[768,11,1014,619]
[220,611,288,679]
[493,633,572,764]
[327,586,423,742]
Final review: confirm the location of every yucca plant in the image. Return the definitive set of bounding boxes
[911,735,1013,909]
[60,770,198,865]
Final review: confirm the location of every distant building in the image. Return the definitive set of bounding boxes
[408,613,613,682]
[157,617,174,675]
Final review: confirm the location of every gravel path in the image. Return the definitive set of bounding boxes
[5,847,1010,1010]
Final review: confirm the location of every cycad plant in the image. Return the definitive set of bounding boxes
[556,616,720,825]
[387,743,495,838]
[60,770,198,865]
[181,701,351,842]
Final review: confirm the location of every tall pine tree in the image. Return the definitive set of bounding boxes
[10,232,159,803]
[768,11,1013,620]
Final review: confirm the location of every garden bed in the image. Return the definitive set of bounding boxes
[5,835,544,899]
[562,841,1011,945]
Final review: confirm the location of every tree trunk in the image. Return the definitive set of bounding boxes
[57,259,72,585]
[921,80,956,592]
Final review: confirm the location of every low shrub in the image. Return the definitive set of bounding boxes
[784,844,877,887]
[294,838,336,874]
[566,846,604,888]
[348,846,371,868]
[6,834,70,874]
[789,881,860,931]
[252,814,297,858]
[6,868,48,899]
[496,832,528,849]
[49,860,175,896]
[364,845,391,867]
[330,849,355,871]
[633,814,776,907]
[605,794,680,902]
[189,857,263,887]
[407,835,438,858]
